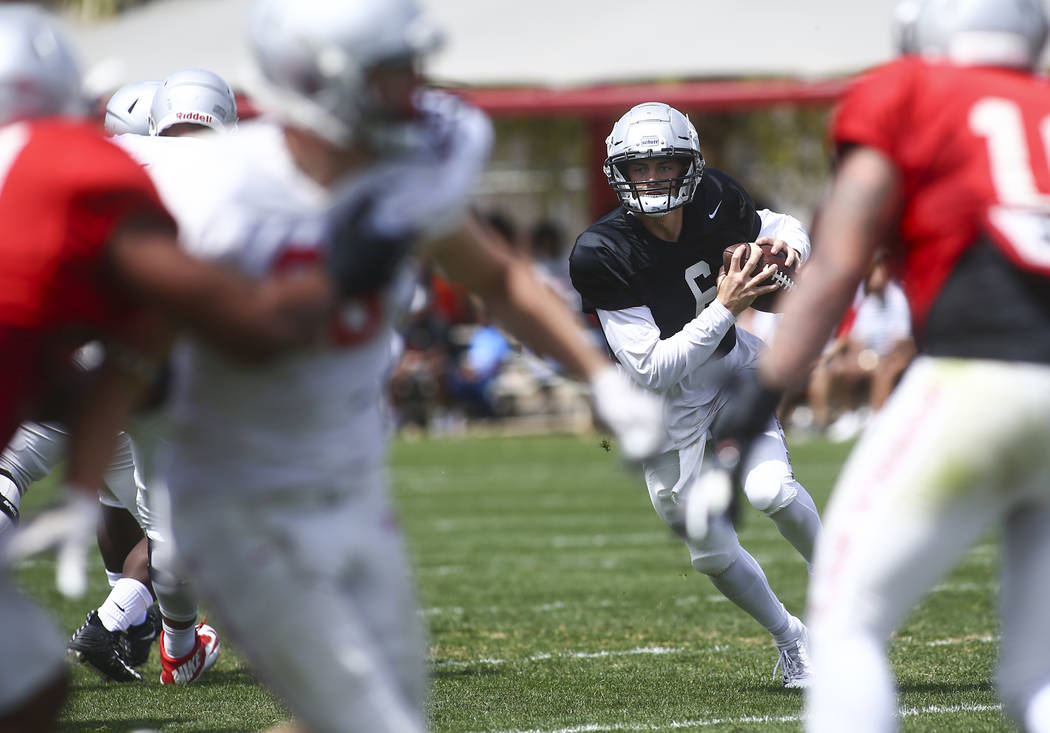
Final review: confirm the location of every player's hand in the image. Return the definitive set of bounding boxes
[325,189,416,299]
[716,244,779,316]
[4,487,99,598]
[590,365,665,462]
[756,236,801,269]
[682,456,736,541]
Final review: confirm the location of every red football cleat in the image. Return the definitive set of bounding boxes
[159,622,220,685]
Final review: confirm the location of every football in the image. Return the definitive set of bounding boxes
[721,241,798,313]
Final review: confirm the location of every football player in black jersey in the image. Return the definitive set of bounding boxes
[569,102,822,688]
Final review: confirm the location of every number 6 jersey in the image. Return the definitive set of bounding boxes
[833,56,1050,362]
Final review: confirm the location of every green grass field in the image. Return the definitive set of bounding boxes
[14,433,1010,732]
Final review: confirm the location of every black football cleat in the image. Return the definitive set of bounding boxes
[67,610,142,682]
[126,603,162,667]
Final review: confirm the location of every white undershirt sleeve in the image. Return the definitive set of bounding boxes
[757,209,811,263]
[598,302,736,392]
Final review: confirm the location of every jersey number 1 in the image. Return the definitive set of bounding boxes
[970,97,1050,269]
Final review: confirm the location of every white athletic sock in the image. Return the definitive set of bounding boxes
[162,621,197,659]
[768,488,821,570]
[97,578,152,631]
[773,614,804,648]
[0,474,21,534]
[105,570,123,588]
[806,633,897,733]
[708,548,791,637]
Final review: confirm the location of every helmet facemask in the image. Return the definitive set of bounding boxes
[606,152,704,217]
[247,0,442,154]
[355,55,428,154]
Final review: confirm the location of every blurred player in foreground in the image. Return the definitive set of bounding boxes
[707,0,1050,729]
[570,102,820,688]
[66,67,242,685]
[126,1,665,732]
[0,5,342,730]
[2,73,239,685]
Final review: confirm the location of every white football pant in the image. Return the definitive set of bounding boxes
[805,356,1050,733]
[169,468,427,733]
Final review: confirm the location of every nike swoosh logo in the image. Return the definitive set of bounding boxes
[708,201,722,219]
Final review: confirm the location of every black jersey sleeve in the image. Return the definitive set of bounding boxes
[569,229,646,313]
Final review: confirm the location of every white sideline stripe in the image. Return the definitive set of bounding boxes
[434,646,686,669]
[482,703,1002,733]
[432,634,996,668]
[903,634,997,646]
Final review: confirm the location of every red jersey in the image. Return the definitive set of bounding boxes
[0,119,174,444]
[832,58,1050,361]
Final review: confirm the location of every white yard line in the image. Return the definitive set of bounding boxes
[433,646,687,669]
[481,703,1003,733]
[433,634,998,668]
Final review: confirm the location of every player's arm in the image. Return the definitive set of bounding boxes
[598,304,733,391]
[425,214,665,460]
[594,246,776,392]
[103,218,335,362]
[756,209,810,266]
[6,309,174,598]
[63,314,172,494]
[760,145,902,391]
[426,214,609,380]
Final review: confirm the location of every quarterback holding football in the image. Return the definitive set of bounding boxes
[569,101,821,688]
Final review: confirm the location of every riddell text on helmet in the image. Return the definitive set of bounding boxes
[175,112,213,124]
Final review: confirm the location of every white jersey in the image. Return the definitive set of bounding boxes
[118,97,492,497]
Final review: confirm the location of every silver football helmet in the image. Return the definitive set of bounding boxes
[914,0,1049,68]
[104,80,160,135]
[148,68,238,136]
[604,102,705,217]
[0,4,83,126]
[248,0,443,148]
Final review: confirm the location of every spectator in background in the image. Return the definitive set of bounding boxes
[807,252,914,440]
[388,268,455,431]
[529,219,576,305]
[445,297,513,420]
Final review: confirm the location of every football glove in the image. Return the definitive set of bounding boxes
[710,370,783,448]
[590,366,665,462]
[4,486,99,598]
[325,189,417,300]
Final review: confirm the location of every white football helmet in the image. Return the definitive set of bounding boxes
[604,102,705,217]
[914,0,1049,68]
[0,4,83,126]
[148,68,238,136]
[248,0,443,149]
[104,80,160,135]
